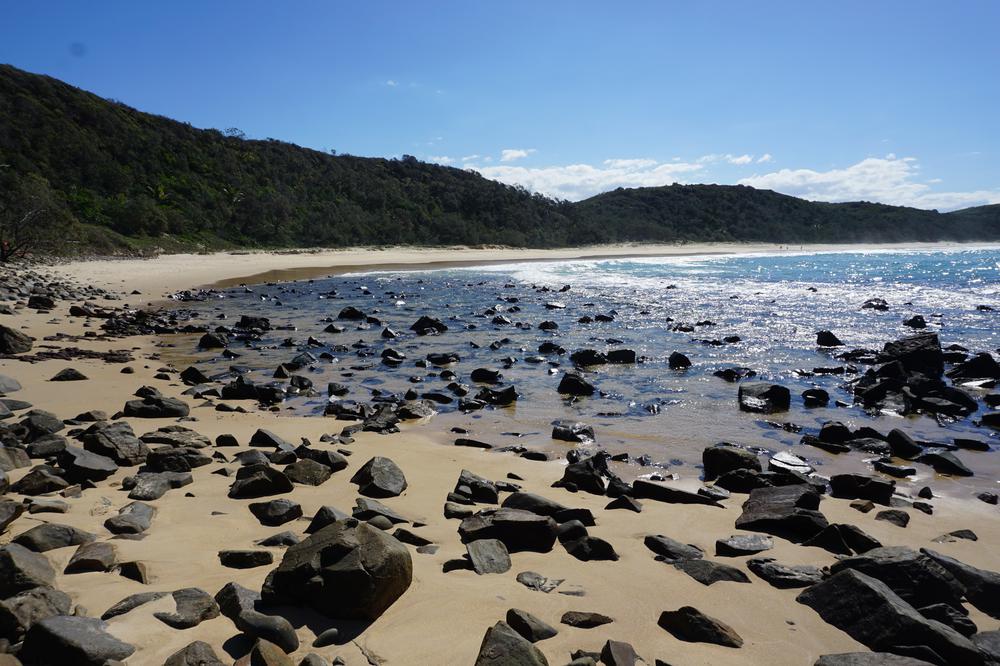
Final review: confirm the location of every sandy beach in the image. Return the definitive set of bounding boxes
[0,247,998,665]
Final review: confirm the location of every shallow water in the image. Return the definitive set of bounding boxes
[161,248,1000,499]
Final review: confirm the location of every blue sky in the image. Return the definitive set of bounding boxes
[2,1,998,209]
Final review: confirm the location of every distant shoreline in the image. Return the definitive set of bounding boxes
[49,240,1000,297]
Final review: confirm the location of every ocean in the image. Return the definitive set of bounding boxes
[163,247,1000,498]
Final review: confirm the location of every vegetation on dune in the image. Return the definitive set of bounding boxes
[0,63,998,258]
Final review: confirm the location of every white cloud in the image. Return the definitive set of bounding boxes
[727,154,753,165]
[461,154,480,162]
[427,155,454,165]
[472,158,704,201]
[698,153,755,165]
[385,79,398,87]
[757,153,773,164]
[739,155,1000,211]
[500,148,536,163]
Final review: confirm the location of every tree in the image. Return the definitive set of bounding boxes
[0,170,72,261]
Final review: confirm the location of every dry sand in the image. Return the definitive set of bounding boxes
[1,248,998,665]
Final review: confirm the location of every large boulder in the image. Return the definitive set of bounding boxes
[0,585,72,642]
[80,422,149,466]
[796,569,982,665]
[879,333,944,377]
[703,444,761,481]
[123,395,190,418]
[830,474,895,505]
[0,544,55,596]
[214,582,298,653]
[829,547,965,610]
[263,519,412,620]
[20,615,135,665]
[921,548,1000,619]
[657,606,743,647]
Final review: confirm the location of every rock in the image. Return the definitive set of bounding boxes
[0,586,72,641]
[0,544,55,596]
[600,640,641,666]
[353,498,408,525]
[803,388,830,407]
[164,641,226,666]
[917,450,973,477]
[64,542,117,573]
[474,621,549,665]
[738,383,791,413]
[735,485,828,542]
[972,632,1000,665]
[673,559,750,585]
[123,395,190,418]
[101,592,168,620]
[875,509,910,528]
[643,535,703,562]
[562,535,619,562]
[126,470,192,500]
[460,509,558,553]
[104,501,155,535]
[0,374,22,393]
[0,447,29,472]
[558,372,596,396]
[830,474,895,505]
[560,611,613,628]
[552,420,595,443]
[657,606,743,647]
[243,638,294,666]
[263,519,412,620]
[605,495,642,512]
[668,351,692,369]
[830,547,965,609]
[501,492,567,517]
[887,429,924,459]
[921,548,1000,619]
[796,569,981,665]
[198,332,229,348]
[467,539,511,574]
[817,331,845,347]
[153,587,221,629]
[20,616,135,665]
[10,467,69,495]
[249,499,303,527]
[219,550,274,569]
[632,479,722,507]
[505,608,558,643]
[0,325,32,354]
[283,459,332,486]
[814,653,936,665]
[703,444,761,481]
[919,603,976,637]
[350,456,407,497]
[80,422,149,466]
[747,557,824,588]
[0,500,24,534]
[554,457,607,495]
[56,446,118,482]
[13,523,96,552]
[455,469,499,504]
[228,464,294,498]
[715,534,773,556]
[215,582,298,653]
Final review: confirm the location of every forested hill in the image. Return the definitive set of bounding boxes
[1,63,998,255]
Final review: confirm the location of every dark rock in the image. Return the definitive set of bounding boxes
[64,541,117,573]
[830,547,965,609]
[657,606,743,647]
[715,534,772,557]
[467,539,511,574]
[735,485,828,542]
[917,450,973,477]
[350,456,407,497]
[50,368,87,382]
[0,586,71,641]
[13,523,95,552]
[0,544,55,596]
[668,351,692,369]
[214,581,298,653]
[154,587,220,629]
[921,549,1000,619]
[80,421,149,466]
[164,641,226,666]
[644,535,703,562]
[560,611,613,628]
[0,325,32,354]
[228,464,293,498]
[632,479,722,507]
[219,550,274,569]
[747,557,824,588]
[703,444,761,481]
[558,372,596,396]
[918,603,976,637]
[738,383,791,413]
[875,509,910,528]
[20,615,135,665]
[123,395,190,418]
[830,474,895,505]
[796,569,980,665]
[505,608,557,643]
[474,621,549,665]
[249,499,303,526]
[817,331,844,347]
[673,559,750,585]
[283,459,332,486]
[562,536,619,562]
[263,519,412,620]
[814,653,936,665]
[552,420,595,443]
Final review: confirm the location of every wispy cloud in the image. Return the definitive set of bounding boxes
[739,155,1000,211]
[757,153,773,164]
[385,79,398,87]
[427,155,454,165]
[471,158,704,200]
[500,148,536,163]
[698,153,757,165]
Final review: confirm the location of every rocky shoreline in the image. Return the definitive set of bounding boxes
[0,260,998,665]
